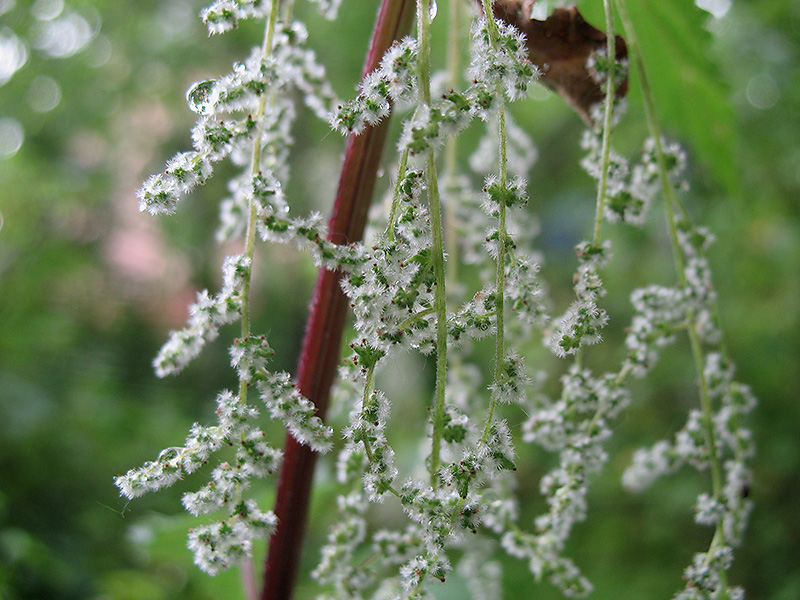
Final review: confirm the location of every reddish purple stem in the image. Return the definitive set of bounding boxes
[259,2,414,599]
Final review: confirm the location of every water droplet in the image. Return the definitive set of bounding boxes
[429,0,437,21]
[186,79,216,115]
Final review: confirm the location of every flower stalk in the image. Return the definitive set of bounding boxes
[240,0,281,413]
[415,0,450,484]
[592,0,617,245]
[479,0,511,439]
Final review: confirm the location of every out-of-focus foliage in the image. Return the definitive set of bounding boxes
[0,0,797,598]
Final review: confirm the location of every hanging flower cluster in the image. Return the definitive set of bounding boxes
[331,17,538,153]
[117,0,345,575]
[545,241,610,358]
[620,221,755,600]
[138,20,338,217]
[117,1,755,598]
[580,131,686,225]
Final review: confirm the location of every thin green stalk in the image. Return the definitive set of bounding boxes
[417,0,432,106]
[480,0,500,43]
[427,149,448,483]
[483,110,508,438]
[613,0,684,278]
[592,0,617,245]
[613,9,733,493]
[385,148,410,239]
[613,0,724,494]
[397,306,436,331]
[446,0,462,93]
[688,324,724,497]
[479,0,510,441]
[359,362,379,464]
[443,168,460,290]
[241,0,281,343]
[282,0,294,21]
[237,6,281,599]
[416,0,448,484]
[358,361,403,498]
[443,0,463,288]
[498,108,508,189]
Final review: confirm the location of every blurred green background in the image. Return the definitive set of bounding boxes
[1,0,798,598]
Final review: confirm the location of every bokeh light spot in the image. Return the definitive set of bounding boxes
[746,72,780,110]
[0,28,28,85]
[0,117,24,158]
[26,74,61,112]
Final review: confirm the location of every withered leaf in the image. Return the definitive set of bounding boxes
[481,0,628,124]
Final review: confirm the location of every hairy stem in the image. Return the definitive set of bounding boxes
[259,2,414,598]
[386,147,409,239]
[483,108,508,437]
[478,0,510,440]
[592,0,616,245]
[415,0,449,485]
[239,8,281,595]
[241,0,280,346]
[443,0,463,288]
[427,148,448,484]
[416,0,432,105]
[613,0,684,276]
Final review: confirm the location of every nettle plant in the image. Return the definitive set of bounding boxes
[115,0,756,599]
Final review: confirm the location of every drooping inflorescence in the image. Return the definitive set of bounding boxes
[117,1,754,598]
[117,0,346,575]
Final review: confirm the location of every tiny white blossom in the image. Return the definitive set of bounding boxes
[308,0,342,20]
[468,18,538,106]
[187,500,277,575]
[137,173,181,215]
[694,492,724,526]
[258,372,333,452]
[622,440,675,492]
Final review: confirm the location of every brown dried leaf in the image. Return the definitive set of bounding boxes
[486,0,628,124]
